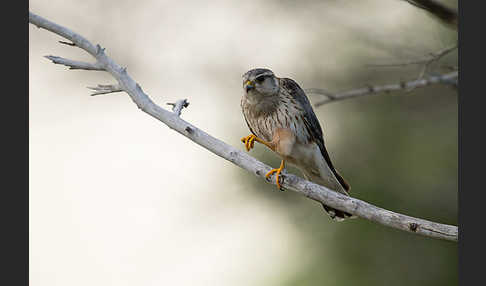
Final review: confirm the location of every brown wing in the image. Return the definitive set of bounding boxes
[280,78,350,192]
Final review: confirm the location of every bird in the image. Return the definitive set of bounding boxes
[240,68,355,221]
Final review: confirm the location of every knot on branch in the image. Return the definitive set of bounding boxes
[96,44,106,56]
[184,126,194,134]
[409,222,419,232]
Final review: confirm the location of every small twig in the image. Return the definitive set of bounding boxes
[87,84,124,96]
[167,99,189,116]
[368,45,457,68]
[45,55,103,71]
[309,71,458,107]
[369,44,457,91]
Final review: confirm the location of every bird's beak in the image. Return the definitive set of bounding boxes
[244,80,255,93]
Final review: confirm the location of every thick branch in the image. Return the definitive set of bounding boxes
[29,11,458,242]
[308,71,457,107]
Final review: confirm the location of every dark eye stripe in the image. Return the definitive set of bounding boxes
[255,76,265,83]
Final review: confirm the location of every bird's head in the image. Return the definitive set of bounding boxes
[242,68,280,99]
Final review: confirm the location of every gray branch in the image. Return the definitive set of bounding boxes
[87,84,124,96]
[29,11,458,242]
[308,71,458,107]
[45,55,103,70]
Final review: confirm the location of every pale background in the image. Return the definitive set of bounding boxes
[29,0,458,285]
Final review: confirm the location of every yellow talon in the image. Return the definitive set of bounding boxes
[241,135,251,151]
[241,134,258,151]
[241,134,284,188]
[248,136,256,150]
[265,160,285,189]
[241,134,274,152]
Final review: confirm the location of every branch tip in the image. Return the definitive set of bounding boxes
[87,84,123,96]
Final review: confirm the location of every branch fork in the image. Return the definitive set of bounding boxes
[167,99,189,116]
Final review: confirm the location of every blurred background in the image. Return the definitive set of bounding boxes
[29,0,458,285]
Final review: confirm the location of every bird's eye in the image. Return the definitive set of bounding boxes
[255,76,265,83]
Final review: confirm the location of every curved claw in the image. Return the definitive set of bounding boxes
[265,160,285,189]
[241,134,274,152]
[241,134,257,152]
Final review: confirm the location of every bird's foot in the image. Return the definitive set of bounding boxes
[241,134,273,151]
[265,160,285,190]
[241,134,257,151]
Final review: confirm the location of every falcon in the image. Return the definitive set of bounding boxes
[240,68,355,221]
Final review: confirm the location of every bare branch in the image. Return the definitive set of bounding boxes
[401,0,458,28]
[167,99,190,116]
[309,71,457,107]
[87,84,124,96]
[29,11,458,242]
[45,55,103,70]
[369,44,457,86]
[368,44,457,69]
